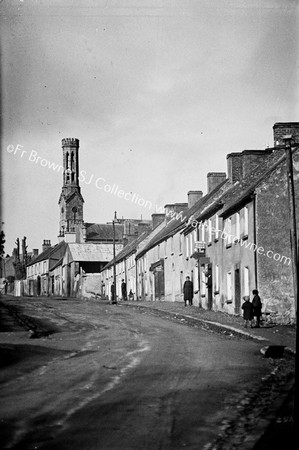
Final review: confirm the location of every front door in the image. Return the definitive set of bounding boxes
[234,268,241,314]
[207,264,213,310]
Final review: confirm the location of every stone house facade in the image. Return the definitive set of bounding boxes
[133,122,299,324]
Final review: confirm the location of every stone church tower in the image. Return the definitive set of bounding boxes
[58,138,84,240]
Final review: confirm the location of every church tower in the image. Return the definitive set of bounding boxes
[58,138,84,240]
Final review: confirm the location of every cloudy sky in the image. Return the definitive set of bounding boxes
[1,0,298,255]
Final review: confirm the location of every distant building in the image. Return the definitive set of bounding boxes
[23,138,152,297]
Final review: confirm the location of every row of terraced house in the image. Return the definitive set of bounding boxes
[99,122,299,324]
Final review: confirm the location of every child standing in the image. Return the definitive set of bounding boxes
[241,296,254,328]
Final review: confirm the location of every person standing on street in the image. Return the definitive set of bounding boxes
[252,289,262,327]
[111,283,115,303]
[183,276,194,306]
[241,296,254,328]
[121,279,127,301]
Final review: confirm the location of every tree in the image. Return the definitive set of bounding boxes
[0,230,5,279]
[0,230,5,260]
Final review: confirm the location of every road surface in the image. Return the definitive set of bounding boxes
[0,298,290,449]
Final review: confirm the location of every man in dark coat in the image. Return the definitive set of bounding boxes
[121,279,127,301]
[111,283,116,303]
[252,289,262,327]
[183,276,193,306]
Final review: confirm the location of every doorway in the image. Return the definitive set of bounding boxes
[234,268,241,314]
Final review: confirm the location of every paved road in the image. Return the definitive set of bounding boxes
[0,298,290,449]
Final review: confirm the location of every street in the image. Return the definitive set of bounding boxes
[0,298,293,449]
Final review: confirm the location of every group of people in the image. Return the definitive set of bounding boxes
[110,279,134,302]
[183,277,263,329]
[242,290,263,328]
[109,277,263,327]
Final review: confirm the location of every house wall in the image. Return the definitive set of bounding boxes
[50,265,62,296]
[255,149,299,323]
[217,204,256,315]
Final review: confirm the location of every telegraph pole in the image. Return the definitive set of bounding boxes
[112,211,118,304]
[283,135,299,430]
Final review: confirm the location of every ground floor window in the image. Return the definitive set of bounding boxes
[243,267,249,296]
[227,272,232,300]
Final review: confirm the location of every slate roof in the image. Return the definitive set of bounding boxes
[85,223,124,242]
[103,230,152,271]
[218,148,289,218]
[136,179,228,258]
[27,241,67,267]
[67,243,122,262]
[49,257,63,271]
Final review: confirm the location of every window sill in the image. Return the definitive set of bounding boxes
[214,290,219,295]
[226,299,233,304]
[241,234,248,241]
[201,294,206,298]
[226,243,232,249]
[214,237,219,243]
[179,252,183,256]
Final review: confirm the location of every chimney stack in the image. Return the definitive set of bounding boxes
[164,203,188,222]
[151,213,165,229]
[273,122,299,147]
[226,153,243,184]
[241,150,272,177]
[207,173,226,193]
[187,191,203,208]
[42,240,51,253]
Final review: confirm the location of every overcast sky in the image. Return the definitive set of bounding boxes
[1,0,298,255]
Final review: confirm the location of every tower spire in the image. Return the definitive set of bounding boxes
[58,138,84,240]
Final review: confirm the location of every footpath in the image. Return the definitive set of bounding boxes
[121,299,297,450]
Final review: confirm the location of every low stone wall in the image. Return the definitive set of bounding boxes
[80,274,103,299]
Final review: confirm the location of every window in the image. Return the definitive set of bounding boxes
[193,267,199,292]
[144,256,147,272]
[244,267,249,296]
[208,219,212,244]
[215,265,220,293]
[190,233,193,254]
[201,267,206,295]
[226,218,232,246]
[171,236,174,254]
[201,222,205,241]
[43,261,46,273]
[157,244,160,259]
[185,235,189,258]
[164,240,167,257]
[179,234,182,254]
[227,272,232,300]
[215,215,220,241]
[235,213,240,241]
[244,206,249,237]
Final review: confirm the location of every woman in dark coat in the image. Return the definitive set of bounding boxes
[242,296,254,328]
[252,289,262,327]
[183,276,194,306]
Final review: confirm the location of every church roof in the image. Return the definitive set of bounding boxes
[85,223,124,242]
